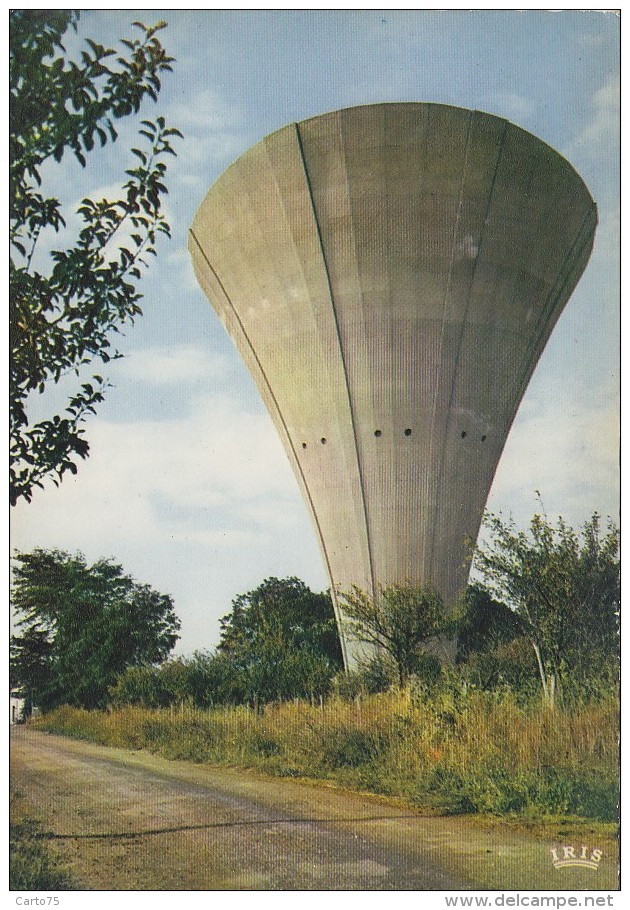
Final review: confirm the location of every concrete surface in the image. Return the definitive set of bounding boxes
[189,103,596,665]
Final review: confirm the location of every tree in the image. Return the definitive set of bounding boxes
[10,10,182,505]
[216,577,344,703]
[473,511,620,706]
[110,653,221,709]
[9,626,54,716]
[10,548,180,710]
[339,584,448,687]
[455,583,523,664]
[454,585,537,693]
[219,577,343,665]
[109,577,346,710]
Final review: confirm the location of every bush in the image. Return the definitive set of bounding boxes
[322,728,389,769]
[419,763,619,820]
[247,732,282,758]
[408,654,443,690]
[332,671,365,700]
[332,654,398,698]
[110,665,172,708]
[110,647,338,710]
[459,637,539,695]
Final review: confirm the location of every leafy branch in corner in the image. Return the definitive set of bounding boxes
[10,11,182,505]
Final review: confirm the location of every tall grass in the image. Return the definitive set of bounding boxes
[33,688,619,821]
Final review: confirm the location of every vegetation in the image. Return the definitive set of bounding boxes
[10,790,76,890]
[10,10,181,504]
[219,576,342,664]
[340,584,449,686]
[34,685,619,823]
[217,576,343,701]
[10,548,180,710]
[473,511,620,706]
[111,578,343,707]
[14,508,619,826]
[455,583,523,664]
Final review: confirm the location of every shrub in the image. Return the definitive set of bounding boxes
[407,654,443,691]
[109,665,172,708]
[322,728,389,769]
[247,732,282,758]
[332,654,398,698]
[419,763,619,820]
[459,637,539,694]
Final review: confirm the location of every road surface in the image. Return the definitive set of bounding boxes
[10,727,618,891]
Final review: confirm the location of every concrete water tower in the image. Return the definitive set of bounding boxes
[189,103,596,666]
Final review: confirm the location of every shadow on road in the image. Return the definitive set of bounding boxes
[36,813,421,841]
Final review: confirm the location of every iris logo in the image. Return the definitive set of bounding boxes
[550,845,603,870]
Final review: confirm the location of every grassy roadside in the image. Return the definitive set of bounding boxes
[10,790,76,891]
[32,688,619,837]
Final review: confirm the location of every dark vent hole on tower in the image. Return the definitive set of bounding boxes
[374,430,382,438]
[404,428,412,437]
[302,442,307,449]
[461,431,467,438]
[320,437,327,445]
[481,435,487,442]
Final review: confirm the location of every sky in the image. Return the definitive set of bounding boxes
[11,9,620,657]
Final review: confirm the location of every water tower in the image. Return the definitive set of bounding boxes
[189,103,596,665]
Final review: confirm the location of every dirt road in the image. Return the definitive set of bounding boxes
[10,727,618,891]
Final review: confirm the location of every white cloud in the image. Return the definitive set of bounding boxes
[116,344,229,386]
[168,88,243,134]
[170,527,267,549]
[592,203,620,264]
[165,247,203,291]
[578,30,608,48]
[165,90,248,187]
[487,397,619,529]
[10,392,325,653]
[107,395,294,512]
[481,91,535,124]
[565,73,619,160]
[11,392,302,554]
[174,129,243,170]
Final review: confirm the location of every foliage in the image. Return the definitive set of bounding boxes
[10,548,180,710]
[109,662,181,709]
[219,576,342,662]
[112,644,338,709]
[339,584,449,686]
[453,584,537,695]
[333,652,442,698]
[333,654,398,698]
[473,511,620,706]
[459,637,540,697]
[111,578,342,708]
[9,626,54,715]
[110,652,231,708]
[10,10,181,504]
[110,575,344,707]
[34,685,620,824]
[455,583,523,663]
[214,577,343,703]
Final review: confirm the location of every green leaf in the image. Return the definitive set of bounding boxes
[9,10,180,506]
